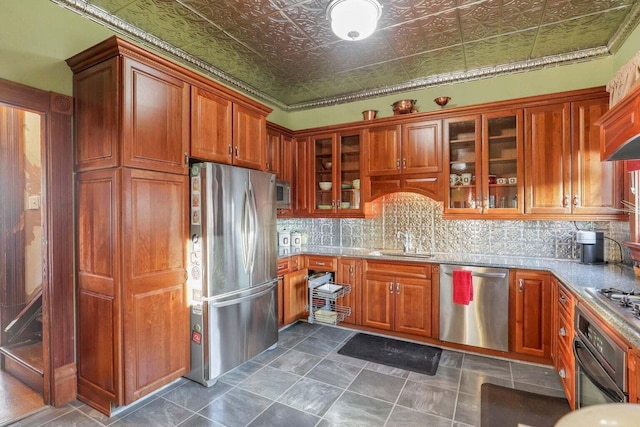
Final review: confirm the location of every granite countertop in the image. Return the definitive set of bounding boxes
[278,245,640,348]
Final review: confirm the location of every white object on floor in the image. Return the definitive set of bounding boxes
[555,403,640,426]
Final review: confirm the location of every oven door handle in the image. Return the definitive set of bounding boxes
[574,340,627,403]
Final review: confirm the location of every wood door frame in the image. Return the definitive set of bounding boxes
[0,77,75,406]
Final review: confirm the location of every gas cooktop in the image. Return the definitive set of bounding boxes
[586,287,640,329]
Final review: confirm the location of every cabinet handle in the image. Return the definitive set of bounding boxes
[573,194,579,207]
[316,262,325,266]
[559,327,566,337]
[228,144,232,156]
[562,195,569,207]
[518,279,524,292]
[349,266,353,275]
[559,368,566,379]
[389,282,394,293]
[235,146,239,157]
[402,158,406,168]
[266,162,270,171]
[559,295,567,304]
[184,152,189,167]
[396,159,400,169]
[396,282,400,294]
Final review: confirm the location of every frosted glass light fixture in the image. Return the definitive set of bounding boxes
[327,0,383,41]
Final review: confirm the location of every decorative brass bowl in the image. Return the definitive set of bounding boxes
[434,96,451,107]
[391,99,417,115]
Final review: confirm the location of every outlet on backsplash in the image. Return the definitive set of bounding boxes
[278,193,632,264]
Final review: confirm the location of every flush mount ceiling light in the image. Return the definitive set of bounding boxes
[327,0,383,41]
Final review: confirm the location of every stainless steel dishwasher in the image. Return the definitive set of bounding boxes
[439,264,509,352]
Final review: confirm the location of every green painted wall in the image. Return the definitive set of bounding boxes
[1,0,638,132]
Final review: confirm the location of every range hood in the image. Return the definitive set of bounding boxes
[599,51,640,161]
[599,83,640,161]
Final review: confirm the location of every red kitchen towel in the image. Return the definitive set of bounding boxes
[453,270,473,305]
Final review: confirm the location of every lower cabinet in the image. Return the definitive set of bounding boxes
[282,256,307,326]
[76,168,189,413]
[336,258,362,325]
[510,270,552,359]
[362,261,434,337]
[628,350,640,403]
[552,278,576,409]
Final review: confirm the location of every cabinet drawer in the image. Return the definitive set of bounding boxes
[556,346,575,409]
[557,284,574,316]
[306,255,337,271]
[557,304,574,355]
[365,260,431,279]
[277,258,290,275]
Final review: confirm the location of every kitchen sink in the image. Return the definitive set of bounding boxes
[368,250,434,259]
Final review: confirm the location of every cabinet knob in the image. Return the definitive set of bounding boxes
[184,152,189,168]
[518,279,524,292]
[396,159,400,169]
[228,144,232,156]
[558,368,566,379]
[573,194,579,207]
[266,162,270,171]
[402,158,406,169]
[559,327,566,337]
[559,295,567,304]
[562,195,569,207]
[389,282,394,293]
[396,282,400,294]
[349,266,354,275]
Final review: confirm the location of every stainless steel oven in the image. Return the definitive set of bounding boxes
[574,305,627,407]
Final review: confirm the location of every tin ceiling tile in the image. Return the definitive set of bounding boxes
[532,10,628,57]
[300,74,365,99]
[57,0,640,109]
[402,46,466,80]
[458,0,545,43]
[464,30,538,69]
[382,9,461,57]
[540,0,634,25]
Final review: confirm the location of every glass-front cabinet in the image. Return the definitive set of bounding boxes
[311,131,362,215]
[445,110,523,215]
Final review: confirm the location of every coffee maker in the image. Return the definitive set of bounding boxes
[576,231,604,264]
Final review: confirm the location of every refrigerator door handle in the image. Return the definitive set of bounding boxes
[247,181,258,274]
[206,280,277,308]
[241,184,253,274]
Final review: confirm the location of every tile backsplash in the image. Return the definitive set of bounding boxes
[278,192,632,264]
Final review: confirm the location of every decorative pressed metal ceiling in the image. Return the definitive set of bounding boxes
[51,0,640,110]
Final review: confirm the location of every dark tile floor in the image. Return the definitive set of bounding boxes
[9,322,565,426]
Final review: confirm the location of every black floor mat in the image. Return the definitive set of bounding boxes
[337,333,442,376]
[481,383,571,427]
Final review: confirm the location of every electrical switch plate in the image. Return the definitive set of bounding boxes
[28,195,40,210]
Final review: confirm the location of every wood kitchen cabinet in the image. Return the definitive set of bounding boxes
[510,270,552,360]
[75,168,189,413]
[445,110,523,216]
[191,85,267,170]
[552,278,576,409]
[524,96,623,218]
[336,258,362,325]
[283,256,307,326]
[73,55,189,174]
[310,131,364,216]
[362,261,434,337]
[366,120,441,176]
[628,350,640,403]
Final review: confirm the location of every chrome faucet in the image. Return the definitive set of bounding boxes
[397,231,412,253]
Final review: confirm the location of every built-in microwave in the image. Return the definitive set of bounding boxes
[276,180,291,209]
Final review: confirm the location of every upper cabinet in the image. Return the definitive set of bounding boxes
[191,85,233,164]
[191,85,268,170]
[74,56,190,175]
[311,131,364,215]
[366,120,441,176]
[445,110,523,216]
[525,96,623,219]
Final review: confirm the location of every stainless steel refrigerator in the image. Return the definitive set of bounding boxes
[186,162,278,387]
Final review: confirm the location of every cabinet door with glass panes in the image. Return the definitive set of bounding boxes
[311,131,363,215]
[445,116,482,214]
[482,110,523,214]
